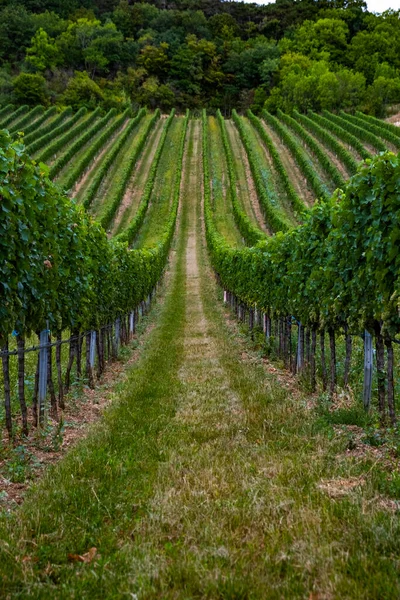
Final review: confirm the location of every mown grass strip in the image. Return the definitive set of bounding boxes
[99,110,162,232]
[308,111,372,160]
[293,110,359,176]
[24,107,73,148]
[278,110,345,190]
[262,110,330,201]
[217,110,266,246]
[322,110,386,153]
[49,108,117,180]
[247,109,306,217]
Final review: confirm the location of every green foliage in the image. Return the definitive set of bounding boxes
[262,110,330,201]
[13,73,48,106]
[292,110,359,176]
[99,109,162,232]
[8,105,43,134]
[34,106,98,162]
[82,108,146,210]
[49,107,117,179]
[26,27,60,71]
[322,110,387,153]
[23,106,72,147]
[18,105,56,137]
[278,109,345,189]
[0,105,28,129]
[232,109,290,233]
[248,111,303,214]
[356,111,400,140]
[61,107,133,192]
[307,110,371,160]
[62,70,104,110]
[216,109,266,246]
[0,125,185,339]
[204,135,400,337]
[339,111,400,150]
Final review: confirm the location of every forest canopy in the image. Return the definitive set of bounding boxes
[0,0,399,115]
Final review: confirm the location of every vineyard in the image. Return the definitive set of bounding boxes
[1,102,400,596]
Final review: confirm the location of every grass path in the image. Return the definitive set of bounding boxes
[208,116,243,246]
[0,121,400,598]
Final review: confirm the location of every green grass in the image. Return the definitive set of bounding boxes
[0,159,188,597]
[88,114,151,220]
[0,116,400,599]
[208,116,244,246]
[133,117,185,248]
[237,115,298,226]
[112,117,165,235]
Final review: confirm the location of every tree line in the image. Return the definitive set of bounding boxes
[1,0,400,115]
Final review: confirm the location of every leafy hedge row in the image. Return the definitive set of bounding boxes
[0,104,13,120]
[0,118,187,338]
[216,109,266,246]
[293,110,358,176]
[82,109,148,210]
[8,105,44,134]
[49,108,118,179]
[232,110,291,232]
[99,109,163,231]
[278,110,345,190]
[203,145,400,341]
[322,110,386,153]
[262,110,330,201]
[36,107,101,164]
[27,107,87,156]
[0,105,28,129]
[356,112,400,140]
[114,110,177,244]
[246,110,306,218]
[24,107,72,147]
[340,111,400,149]
[61,107,136,192]
[20,106,57,138]
[307,111,371,160]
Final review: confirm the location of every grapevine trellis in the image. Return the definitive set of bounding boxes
[1,100,399,440]
[1,294,155,436]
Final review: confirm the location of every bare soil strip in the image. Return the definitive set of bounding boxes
[225,120,268,232]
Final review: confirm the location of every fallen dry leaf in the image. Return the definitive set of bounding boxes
[68,547,97,564]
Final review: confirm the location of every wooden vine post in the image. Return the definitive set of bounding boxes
[363,330,373,411]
